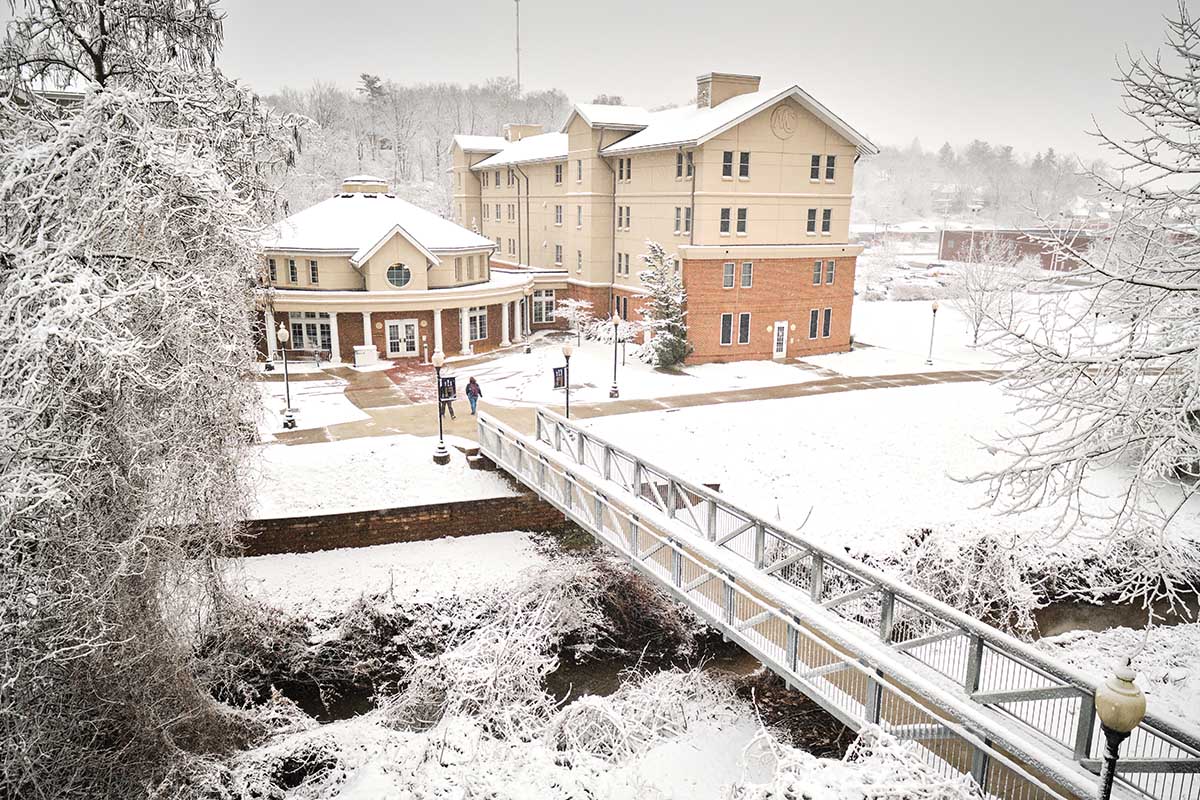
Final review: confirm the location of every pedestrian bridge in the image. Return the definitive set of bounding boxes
[476,408,1200,800]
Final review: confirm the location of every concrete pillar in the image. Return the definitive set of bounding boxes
[360,311,372,350]
[525,296,532,335]
[328,314,342,363]
[459,307,471,355]
[432,308,444,354]
[511,301,523,342]
[501,301,512,346]
[265,309,277,360]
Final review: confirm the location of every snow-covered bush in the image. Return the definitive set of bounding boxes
[554,298,595,345]
[638,241,692,367]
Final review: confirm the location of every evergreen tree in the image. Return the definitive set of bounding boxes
[637,241,692,367]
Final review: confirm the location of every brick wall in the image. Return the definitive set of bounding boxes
[681,256,856,363]
[240,491,572,556]
[336,312,365,362]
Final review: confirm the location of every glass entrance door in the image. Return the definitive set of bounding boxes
[387,319,419,357]
[773,321,788,358]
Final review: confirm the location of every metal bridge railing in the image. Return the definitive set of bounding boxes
[511,407,1200,800]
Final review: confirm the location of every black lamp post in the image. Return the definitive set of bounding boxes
[562,343,573,418]
[432,351,450,465]
[609,312,621,399]
[1094,661,1146,800]
[925,300,939,366]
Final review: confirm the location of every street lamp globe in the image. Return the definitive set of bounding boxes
[932,300,940,314]
[1096,663,1146,734]
[432,351,445,368]
[562,343,574,358]
[276,322,290,344]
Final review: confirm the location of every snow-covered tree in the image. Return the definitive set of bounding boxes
[953,234,1021,345]
[554,298,594,345]
[638,241,692,367]
[0,2,297,797]
[978,1,1200,607]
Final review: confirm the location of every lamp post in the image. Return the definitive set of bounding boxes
[562,343,573,418]
[1095,661,1146,800]
[431,351,450,465]
[275,323,295,414]
[925,300,939,366]
[609,312,621,399]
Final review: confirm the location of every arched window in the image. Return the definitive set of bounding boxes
[386,263,412,288]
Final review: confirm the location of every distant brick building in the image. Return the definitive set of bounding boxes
[938,228,1097,271]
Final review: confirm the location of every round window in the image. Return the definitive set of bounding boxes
[386,263,412,288]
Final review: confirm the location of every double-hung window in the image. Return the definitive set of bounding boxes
[482,172,488,188]
[468,306,488,341]
[676,152,684,178]
[554,163,563,184]
[720,313,734,346]
[821,208,832,234]
[685,152,694,177]
[287,258,298,282]
[826,260,836,284]
[826,155,836,181]
[736,208,748,235]
[813,261,823,285]
[495,203,501,220]
[577,206,583,227]
[494,169,501,185]
[554,244,563,265]
[809,309,820,339]
[576,159,583,181]
[268,258,277,282]
[810,155,821,181]
[555,204,563,225]
[738,312,751,344]
[684,207,692,234]
[739,151,750,178]
[822,308,833,338]
[806,209,817,234]
[719,208,731,235]
[722,261,735,288]
[532,289,555,323]
[483,204,490,220]
[741,261,753,287]
[674,207,682,234]
[309,260,319,284]
[722,150,734,178]
[508,204,515,221]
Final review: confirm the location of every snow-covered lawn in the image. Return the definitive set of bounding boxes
[256,377,368,438]
[458,334,819,406]
[579,381,1199,560]
[247,434,518,519]
[803,299,1006,377]
[230,530,547,618]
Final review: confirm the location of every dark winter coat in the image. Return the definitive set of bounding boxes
[466,380,482,399]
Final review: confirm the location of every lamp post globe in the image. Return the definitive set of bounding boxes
[925,300,939,366]
[561,343,573,419]
[275,322,296,418]
[1094,662,1146,800]
[431,351,450,465]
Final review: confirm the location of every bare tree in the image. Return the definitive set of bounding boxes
[978,1,1200,607]
[0,1,297,797]
[555,298,595,345]
[953,234,1020,345]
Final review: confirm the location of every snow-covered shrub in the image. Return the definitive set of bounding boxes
[638,241,692,367]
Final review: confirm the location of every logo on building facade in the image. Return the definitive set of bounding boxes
[770,105,798,139]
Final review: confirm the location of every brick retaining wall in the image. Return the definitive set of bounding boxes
[240,491,571,556]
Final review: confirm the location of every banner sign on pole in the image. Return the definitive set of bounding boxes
[552,366,566,390]
[439,376,457,402]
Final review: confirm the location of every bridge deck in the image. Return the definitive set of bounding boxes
[476,409,1200,800]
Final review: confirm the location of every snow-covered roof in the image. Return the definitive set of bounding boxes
[264,193,494,266]
[570,103,653,130]
[472,132,569,169]
[598,85,878,157]
[343,174,387,184]
[453,135,508,154]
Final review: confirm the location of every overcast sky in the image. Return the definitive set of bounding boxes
[6,0,1185,158]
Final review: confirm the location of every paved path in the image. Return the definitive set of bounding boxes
[270,367,1005,445]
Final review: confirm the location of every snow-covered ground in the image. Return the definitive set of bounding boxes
[579,381,1199,561]
[459,334,819,406]
[256,377,367,438]
[230,530,547,618]
[247,434,518,519]
[804,299,1006,376]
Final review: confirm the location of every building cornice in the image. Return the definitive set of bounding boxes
[678,243,865,260]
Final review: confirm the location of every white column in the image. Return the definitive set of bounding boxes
[328,314,342,363]
[511,301,523,342]
[433,308,444,354]
[361,311,372,350]
[525,297,532,335]
[459,307,471,355]
[265,309,277,361]
[501,301,512,346]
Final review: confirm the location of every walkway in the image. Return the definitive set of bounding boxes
[269,367,1006,445]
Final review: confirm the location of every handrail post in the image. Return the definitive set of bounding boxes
[629,514,640,557]
[722,573,736,627]
[965,634,983,694]
[666,478,678,518]
[753,523,766,569]
[535,410,543,443]
[554,420,562,452]
[865,674,883,724]
[670,542,682,586]
[1073,692,1096,760]
[879,589,895,642]
[970,743,990,792]
[785,616,799,672]
[706,500,718,542]
[602,445,612,481]
[809,553,824,601]
[594,492,604,529]
[576,429,585,464]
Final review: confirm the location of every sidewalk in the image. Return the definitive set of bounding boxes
[269,368,1005,445]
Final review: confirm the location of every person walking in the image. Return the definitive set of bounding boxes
[465,377,482,416]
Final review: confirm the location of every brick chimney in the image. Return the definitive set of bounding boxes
[696,72,761,108]
[503,123,544,142]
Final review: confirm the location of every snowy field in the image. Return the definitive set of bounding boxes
[458,334,819,406]
[230,530,548,618]
[247,434,518,519]
[256,377,367,438]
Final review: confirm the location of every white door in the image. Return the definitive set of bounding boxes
[386,319,419,357]
[773,321,788,358]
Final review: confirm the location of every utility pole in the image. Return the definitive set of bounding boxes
[515,0,521,94]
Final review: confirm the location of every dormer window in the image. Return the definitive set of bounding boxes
[386,263,412,288]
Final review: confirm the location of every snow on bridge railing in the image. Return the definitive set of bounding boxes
[514,407,1200,800]
[477,410,1087,800]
